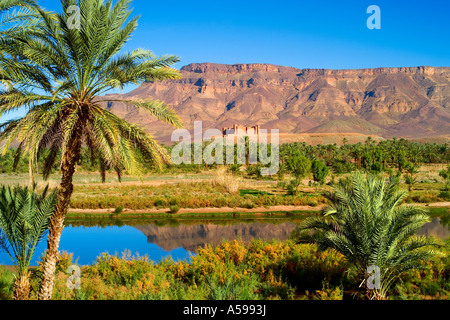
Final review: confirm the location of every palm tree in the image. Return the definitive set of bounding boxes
[0,0,183,299]
[0,185,57,300]
[293,172,439,299]
[0,0,38,27]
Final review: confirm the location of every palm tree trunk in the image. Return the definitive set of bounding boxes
[29,157,35,188]
[13,272,30,300]
[38,137,81,300]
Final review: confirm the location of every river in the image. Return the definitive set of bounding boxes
[0,215,448,266]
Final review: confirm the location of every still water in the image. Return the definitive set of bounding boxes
[0,216,448,266]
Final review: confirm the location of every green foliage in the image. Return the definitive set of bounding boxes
[285,151,311,195]
[293,172,441,299]
[404,174,417,192]
[69,181,326,210]
[331,158,356,174]
[287,178,301,195]
[285,151,311,179]
[1,238,447,300]
[0,185,57,276]
[0,0,182,182]
[245,164,263,179]
[405,162,420,175]
[438,191,450,201]
[113,206,124,214]
[311,160,329,185]
[439,165,450,190]
[0,267,14,300]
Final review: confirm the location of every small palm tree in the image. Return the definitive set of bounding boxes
[0,185,57,300]
[0,0,183,299]
[293,172,439,299]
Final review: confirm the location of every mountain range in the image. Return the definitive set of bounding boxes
[102,63,450,144]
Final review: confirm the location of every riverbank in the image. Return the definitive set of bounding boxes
[66,202,450,217]
[68,204,324,216]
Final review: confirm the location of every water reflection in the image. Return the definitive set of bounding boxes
[134,217,449,252]
[134,220,299,251]
[0,216,448,266]
[416,218,449,239]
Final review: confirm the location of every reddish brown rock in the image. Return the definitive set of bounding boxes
[102,63,450,143]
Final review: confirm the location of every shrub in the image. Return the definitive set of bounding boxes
[153,198,167,208]
[438,191,450,201]
[114,206,124,214]
[213,166,240,193]
[28,238,449,300]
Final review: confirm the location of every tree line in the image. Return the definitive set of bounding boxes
[1,137,449,179]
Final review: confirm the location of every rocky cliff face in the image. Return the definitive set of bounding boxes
[104,63,450,142]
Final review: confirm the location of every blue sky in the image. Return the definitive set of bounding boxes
[39,0,450,69]
[2,0,449,122]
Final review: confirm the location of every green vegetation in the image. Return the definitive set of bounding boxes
[285,150,311,195]
[113,206,124,214]
[0,0,182,299]
[293,173,441,300]
[69,181,326,210]
[311,159,329,185]
[439,165,450,191]
[0,185,57,299]
[0,238,447,300]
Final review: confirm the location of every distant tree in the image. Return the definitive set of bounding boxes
[311,159,329,185]
[405,162,420,175]
[439,165,450,191]
[404,174,417,192]
[286,150,311,195]
[404,162,420,191]
[396,151,407,172]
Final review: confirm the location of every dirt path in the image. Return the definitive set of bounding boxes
[68,205,326,215]
[67,201,450,215]
[426,202,450,208]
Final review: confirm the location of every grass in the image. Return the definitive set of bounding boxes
[0,267,14,300]
[67,181,327,210]
[0,167,449,214]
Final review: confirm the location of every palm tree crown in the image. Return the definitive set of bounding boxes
[0,0,183,179]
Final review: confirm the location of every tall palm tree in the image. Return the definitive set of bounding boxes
[0,185,57,300]
[0,0,183,299]
[293,172,439,299]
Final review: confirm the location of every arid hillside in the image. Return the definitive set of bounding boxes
[102,63,450,143]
